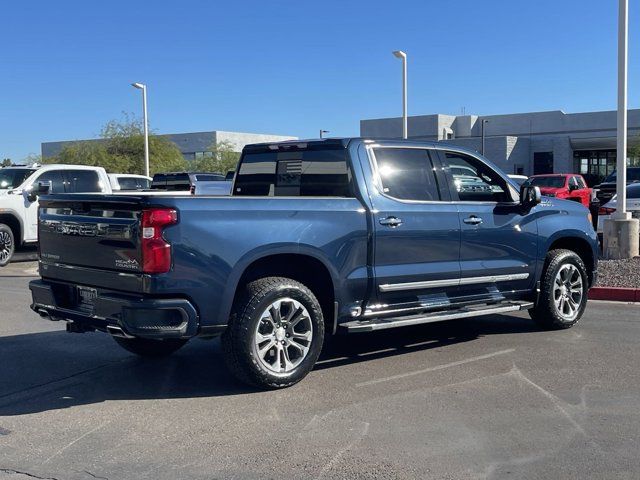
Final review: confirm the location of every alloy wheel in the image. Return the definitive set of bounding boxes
[254,298,313,374]
[553,264,583,320]
[0,231,12,264]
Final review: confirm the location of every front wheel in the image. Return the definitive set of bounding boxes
[222,277,325,389]
[112,336,188,357]
[529,249,589,329]
[0,224,15,267]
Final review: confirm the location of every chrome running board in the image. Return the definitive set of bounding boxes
[340,301,534,332]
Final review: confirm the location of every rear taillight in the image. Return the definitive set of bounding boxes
[141,208,178,274]
[599,206,616,215]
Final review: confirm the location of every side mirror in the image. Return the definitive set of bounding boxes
[520,185,541,208]
[568,183,578,191]
[26,181,51,202]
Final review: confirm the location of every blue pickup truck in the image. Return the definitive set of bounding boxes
[29,138,598,388]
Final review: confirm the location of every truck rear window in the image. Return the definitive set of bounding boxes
[151,173,191,191]
[234,149,353,197]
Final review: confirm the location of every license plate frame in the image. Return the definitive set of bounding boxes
[76,286,97,311]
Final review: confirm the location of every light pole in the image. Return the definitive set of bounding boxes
[319,129,329,139]
[131,82,150,177]
[604,0,639,258]
[481,119,489,156]
[392,50,408,139]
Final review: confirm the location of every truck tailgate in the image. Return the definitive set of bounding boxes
[38,195,144,274]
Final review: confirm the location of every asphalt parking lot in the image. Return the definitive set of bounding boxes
[1,261,639,480]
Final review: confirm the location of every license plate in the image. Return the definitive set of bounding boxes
[77,286,97,310]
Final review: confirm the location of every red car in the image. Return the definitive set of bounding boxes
[525,174,592,208]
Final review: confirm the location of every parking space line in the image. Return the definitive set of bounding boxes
[355,348,515,387]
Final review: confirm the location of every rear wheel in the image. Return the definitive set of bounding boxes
[529,249,588,329]
[0,224,15,267]
[222,276,325,389]
[112,336,188,357]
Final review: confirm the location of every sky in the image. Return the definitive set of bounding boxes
[1,0,639,160]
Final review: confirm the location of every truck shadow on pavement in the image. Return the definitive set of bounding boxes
[0,314,539,417]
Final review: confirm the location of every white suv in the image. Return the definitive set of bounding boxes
[0,164,112,266]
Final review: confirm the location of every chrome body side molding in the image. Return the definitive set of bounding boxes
[379,273,530,292]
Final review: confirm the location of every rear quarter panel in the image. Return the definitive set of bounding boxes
[153,196,369,326]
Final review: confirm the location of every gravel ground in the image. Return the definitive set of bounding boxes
[597,257,640,288]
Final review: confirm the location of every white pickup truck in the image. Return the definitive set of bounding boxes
[0,164,112,266]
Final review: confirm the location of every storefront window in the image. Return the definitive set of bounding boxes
[573,150,616,186]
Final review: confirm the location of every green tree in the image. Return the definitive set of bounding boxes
[22,153,43,165]
[46,115,187,175]
[190,140,240,174]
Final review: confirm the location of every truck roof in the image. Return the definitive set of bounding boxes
[242,137,488,159]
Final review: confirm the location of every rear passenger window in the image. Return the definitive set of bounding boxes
[235,149,353,197]
[65,170,102,193]
[372,148,441,201]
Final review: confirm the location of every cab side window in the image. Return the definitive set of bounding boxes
[373,148,441,201]
[575,176,587,189]
[65,170,102,193]
[444,151,513,203]
[35,170,65,194]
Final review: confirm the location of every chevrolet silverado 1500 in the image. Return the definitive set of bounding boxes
[30,138,598,388]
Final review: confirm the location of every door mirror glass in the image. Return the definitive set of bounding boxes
[520,185,541,207]
[26,181,51,202]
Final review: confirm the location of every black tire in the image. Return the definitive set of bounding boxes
[0,224,15,267]
[221,276,325,389]
[112,336,188,357]
[529,249,589,330]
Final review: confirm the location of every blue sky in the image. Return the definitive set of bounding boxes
[1,0,639,160]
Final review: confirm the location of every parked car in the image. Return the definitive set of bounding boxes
[150,172,225,191]
[524,174,592,208]
[30,139,598,388]
[597,183,640,233]
[0,164,111,266]
[508,174,528,186]
[108,174,152,191]
[594,167,640,204]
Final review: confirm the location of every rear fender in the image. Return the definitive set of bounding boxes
[216,244,340,325]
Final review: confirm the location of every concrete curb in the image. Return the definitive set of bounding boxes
[589,287,640,302]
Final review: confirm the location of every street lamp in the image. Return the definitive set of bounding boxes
[481,119,489,156]
[603,0,639,259]
[319,129,329,139]
[131,82,150,178]
[392,50,408,139]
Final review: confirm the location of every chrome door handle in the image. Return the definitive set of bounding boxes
[379,216,403,227]
[463,216,483,225]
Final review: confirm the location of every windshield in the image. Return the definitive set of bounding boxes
[604,168,640,183]
[0,168,36,189]
[526,176,565,188]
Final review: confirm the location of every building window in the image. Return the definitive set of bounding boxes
[573,150,616,186]
[194,151,214,159]
[533,152,554,175]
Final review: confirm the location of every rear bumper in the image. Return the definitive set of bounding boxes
[29,279,200,339]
